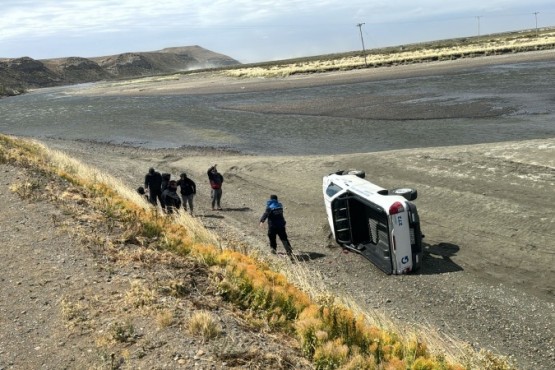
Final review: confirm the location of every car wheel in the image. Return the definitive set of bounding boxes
[390,188,418,201]
[346,169,366,178]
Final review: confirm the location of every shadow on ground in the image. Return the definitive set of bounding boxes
[222,207,251,212]
[272,251,326,262]
[419,242,464,274]
[294,251,327,262]
[198,214,225,219]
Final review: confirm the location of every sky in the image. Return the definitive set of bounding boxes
[1,0,555,63]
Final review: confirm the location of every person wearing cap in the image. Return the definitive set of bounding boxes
[259,195,294,260]
[207,164,224,210]
[177,172,196,214]
[144,167,163,206]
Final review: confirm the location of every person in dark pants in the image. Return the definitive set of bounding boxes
[177,172,196,214]
[259,194,294,260]
[160,173,172,209]
[144,167,163,206]
[207,165,224,210]
[161,180,182,214]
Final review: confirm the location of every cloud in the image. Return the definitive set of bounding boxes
[1,0,554,61]
[2,0,552,37]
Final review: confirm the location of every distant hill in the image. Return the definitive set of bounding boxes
[0,45,240,96]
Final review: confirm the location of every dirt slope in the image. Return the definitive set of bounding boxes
[0,46,240,96]
[0,162,311,369]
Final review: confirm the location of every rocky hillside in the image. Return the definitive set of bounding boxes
[0,45,240,96]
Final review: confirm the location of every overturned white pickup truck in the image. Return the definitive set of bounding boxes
[323,170,423,274]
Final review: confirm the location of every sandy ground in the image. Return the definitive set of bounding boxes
[5,51,555,369]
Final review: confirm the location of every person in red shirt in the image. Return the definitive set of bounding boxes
[207,165,224,210]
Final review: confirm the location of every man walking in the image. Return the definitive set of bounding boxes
[144,167,163,206]
[207,164,224,210]
[178,172,196,214]
[259,195,294,260]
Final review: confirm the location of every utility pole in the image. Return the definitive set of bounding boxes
[476,16,481,36]
[356,23,368,67]
[533,12,539,36]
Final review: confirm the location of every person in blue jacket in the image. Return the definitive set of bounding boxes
[259,194,294,259]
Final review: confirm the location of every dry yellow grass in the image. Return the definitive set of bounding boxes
[124,280,158,309]
[223,30,555,79]
[155,309,175,328]
[187,311,222,342]
[60,297,88,326]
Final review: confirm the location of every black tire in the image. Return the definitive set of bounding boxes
[390,187,418,201]
[346,169,366,178]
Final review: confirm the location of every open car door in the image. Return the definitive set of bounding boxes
[331,195,353,245]
[331,193,394,274]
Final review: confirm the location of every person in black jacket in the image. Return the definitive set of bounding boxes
[177,172,196,214]
[259,194,294,259]
[160,173,172,209]
[144,167,163,206]
[161,180,182,214]
[207,165,224,210]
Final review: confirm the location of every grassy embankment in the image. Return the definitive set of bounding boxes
[220,28,555,78]
[0,134,518,369]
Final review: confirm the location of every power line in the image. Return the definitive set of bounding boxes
[533,12,540,35]
[356,22,367,67]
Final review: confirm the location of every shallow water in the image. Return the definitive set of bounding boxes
[1,61,554,155]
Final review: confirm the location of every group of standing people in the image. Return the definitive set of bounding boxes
[143,167,198,214]
[143,164,225,215]
[142,165,294,260]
